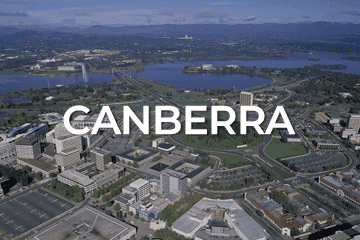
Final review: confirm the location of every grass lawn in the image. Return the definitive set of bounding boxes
[210,152,251,169]
[270,165,293,179]
[265,138,308,160]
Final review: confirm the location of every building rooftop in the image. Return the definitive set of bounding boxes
[60,147,80,155]
[129,178,149,189]
[280,130,301,139]
[161,169,187,179]
[314,139,339,145]
[226,209,267,240]
[73,115,89,121]
[59,170,95,187]
[118,147,158,162]
[91,169,118,182]
[57,134,77,141]
[15,137,38,146]
[28,206,136,240]
[90,148,111,156]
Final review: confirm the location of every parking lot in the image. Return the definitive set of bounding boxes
[0,188,74,238]
[212,166,268,187]
[283,152,347,173]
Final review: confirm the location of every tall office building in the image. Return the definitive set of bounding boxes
[128,179,151,201]
[55,134,82,153]
[90,148,111,171]
[55,147,81,171]
[160,169,187,198]
[347,114,360,133]
[15,138,41,159]
[54,121,71,139]
[239,91,253,106]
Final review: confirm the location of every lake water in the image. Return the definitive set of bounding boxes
[0,53,358,94]
[0,73,115,95]
[126,53,360,90]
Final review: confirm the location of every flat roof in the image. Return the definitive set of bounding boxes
[60,147,80,155]
[15,137,38,146]
[59,170,95,187]
[227,209,267,240]
[169,159,208,179]
[57,134,78,140]
[129,178,149,189]
[91,148,111,155]
[314,139,339,144]
[92,169,118,182]
[161,169,187,179]
[118,147,158,162]
[158,143,175,150]
[73,115,89,121]
[29,206,136,240]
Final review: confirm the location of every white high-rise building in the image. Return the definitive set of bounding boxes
[240,91,253,106]
[160,169,187,197]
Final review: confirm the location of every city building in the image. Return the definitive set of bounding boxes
[118,147,160,166]
[0,134,22,160]
[15,138,41,159]
[55,147,81,170]
[202,64,213,70]
[169,159,211,186]
[92,168,124,188]
[329,123,342,133]
[313,139,340,149]
[349,134,360,144]
[74,162,96,175]
[115,194,137,212]
[239,91,254,106]
[58,165,124,193]
[71,114,109,129]
[129,178,151,201]
[280,130,302,142]
[57,65,78,71]
[305,127,327,135]
[152,138,165,148]
[171,197,267,240]
[54,121,71,139]
[245,185,330,236]
[57,169,96,193]
[27,206,136,240]
[55,134,82,153]
[39,113,63,125]
[5,123,33,139]
[341,128,357,139]
[90,148,112,171]
[160,169,187,197]
[25,124,48,141]
[16,158,57,177]
[347,114,360,133]
[319,174,360,207]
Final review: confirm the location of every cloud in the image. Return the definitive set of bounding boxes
[74,12,91,17]
[301,15,310,19]
[194,10,228,19]
[0,11,29,17]
[339,10,360,16]
[159,12,173,16]
[62,18,76,24]
[241,16,256,22]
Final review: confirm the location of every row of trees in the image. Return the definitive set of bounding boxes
[43,179,85,202]
[158,193,203,226]
[269,190,300,216]
[92,172,136,202]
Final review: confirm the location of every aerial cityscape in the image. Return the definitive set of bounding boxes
[0,0,360,240]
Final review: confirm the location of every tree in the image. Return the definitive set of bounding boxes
[49,172,57,178]
[129,212,134,217]
[314,221,322,230]
[114,203,121,212]
[291,227,301,236]
[133,162,139,168]
[106,201,112,207]
[256,210,264,218]
[35,172,43,180]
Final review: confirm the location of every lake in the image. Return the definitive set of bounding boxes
[0,53,358,94]
[126,53,360,90]
[0,73,116,95]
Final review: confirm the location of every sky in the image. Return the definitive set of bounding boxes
[0,0,359,26]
